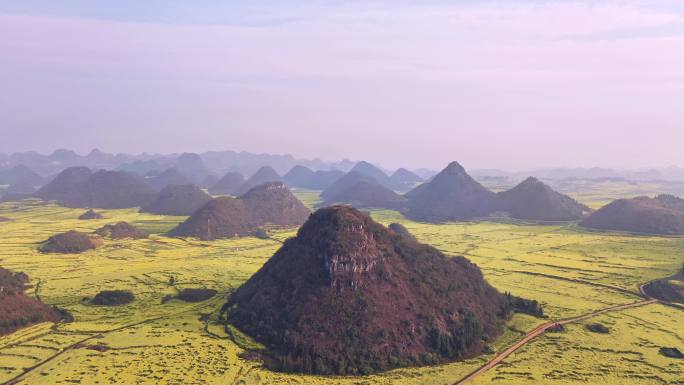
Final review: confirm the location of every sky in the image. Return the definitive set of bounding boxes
[1,0,683,170]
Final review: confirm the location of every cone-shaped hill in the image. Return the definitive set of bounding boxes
[321,171,407,210]
[283,165,314,186]
[224,206,513,375]
[1,267,61,335]
[146,167,191,191]
[169,182,310,240]
[0,164,43,186]
[174,153,212,183]
[209,171,245,195]
[36,168,155,209]
[35,166,92,203]
[389,168,423,192]
[498,177,591,221]
[141,184,211,216]
[405,162,500,222]
[580,194,684,235]
[235,166,282,195]
[284,165,344,190]
[240,181,312,226]
[350,161,391,187]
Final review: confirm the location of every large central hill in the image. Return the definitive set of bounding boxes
[580,194,684,235]
[404,162,501,221]
[224,206,511,375]
[498,177,591,221]
[169,182,310,240]
[35,167,155,209]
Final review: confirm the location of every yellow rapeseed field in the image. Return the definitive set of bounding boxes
[0,193,682,385]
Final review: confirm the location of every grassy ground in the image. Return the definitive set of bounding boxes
[0,192,682,385]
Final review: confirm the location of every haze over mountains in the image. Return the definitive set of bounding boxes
[3,149,684,190]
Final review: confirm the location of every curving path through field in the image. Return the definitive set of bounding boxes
[453,298,658,385]
[1,300,220,385]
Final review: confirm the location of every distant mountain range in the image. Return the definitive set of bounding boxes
[0,149,359,178]
[2,149,684,189]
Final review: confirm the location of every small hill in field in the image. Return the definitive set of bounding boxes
[235,166,282,195]
[146,167,191,191]
[141,184,211,216]
[405,162,500,222]
[224,206,516,375]
[389,168,423,192]
[240,182,311,225]
[95,222,147,239]
[91,290,135,306]
[321,172,407,210]
[0,164,43,186]
[498,177,591,221]
[78,209,103,220]
[36,168,155,209]
[0,267,61,335]
[176,288,217,302]
[580,195,684,235]
[168,196,250,240]
[169,182,310,240]
[350,161,391,187]
[40,230,99,253]
[209,171,245,195]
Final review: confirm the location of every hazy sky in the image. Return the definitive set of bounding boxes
[1,1,683,170]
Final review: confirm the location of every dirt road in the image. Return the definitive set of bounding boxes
[453,298,658,385]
